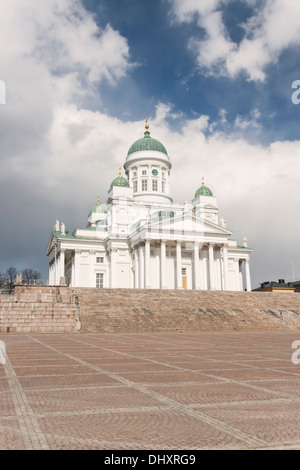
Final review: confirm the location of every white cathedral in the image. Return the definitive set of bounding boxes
[47,121,252,291]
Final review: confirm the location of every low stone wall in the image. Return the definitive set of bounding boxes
[73,288,300,333]
[0,285,78,333]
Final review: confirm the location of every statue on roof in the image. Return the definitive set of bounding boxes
[220,217,227,228]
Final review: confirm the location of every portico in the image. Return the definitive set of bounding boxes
[128,236,251,291]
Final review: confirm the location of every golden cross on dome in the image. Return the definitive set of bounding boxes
[119,167,122,177]
[202,176,205,187]
[145,117,149,131]
[97,195,100,205]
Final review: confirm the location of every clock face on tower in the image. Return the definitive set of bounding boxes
[152,169,158,176]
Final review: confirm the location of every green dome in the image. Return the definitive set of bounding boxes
[127,131,168,156]
[90,198,106,214]
[90,203,105,213]
[110,173,130,189]
[195,185,213,198]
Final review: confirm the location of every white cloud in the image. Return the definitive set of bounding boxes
[170,0,300,81]
[0,0,132,121]
[189,9,234,72]
[0,0,132,183]
[1,0,131,87]
[169,0,222,21]
[218,108,227,124]
[234,108,261,130]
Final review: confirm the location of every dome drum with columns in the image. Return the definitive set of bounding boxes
[124,118,172,204]
[46,120,252,291]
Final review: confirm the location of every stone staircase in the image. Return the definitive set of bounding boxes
[1,285,300,334]
[73,288,300,333]
[0,285,78,333]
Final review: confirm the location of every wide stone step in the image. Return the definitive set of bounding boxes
[73,288,300,333]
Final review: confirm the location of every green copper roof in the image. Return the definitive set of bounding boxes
[110,174,130,189]
[90,202,106,214]
[195,185,213,198]
[89,196,106,214]
[127,131,168,156]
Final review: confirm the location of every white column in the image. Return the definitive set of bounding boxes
[160,240,167,289]
[74,250,81,287]
[53,245,58,285]
[216,249,222,290]
[245,259,251,291]
[176,240,182,289]
[129,249,134,288]
[234,259,240,291]
[134,248,139,288]
[239,260,243,291]
[139,244,144,288]
[110,248,117,288]
[202,254,208,290]
[49,260,54,285]
[223,245,229,291]
[208,243,215,290]
[145,239,151,289]
[59,249,65,283]
[71,253,75,287]
[155,243,160,289]
[55,253,60,285]
[194,242,200,290]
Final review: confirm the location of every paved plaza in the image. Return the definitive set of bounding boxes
[1,331,300,450]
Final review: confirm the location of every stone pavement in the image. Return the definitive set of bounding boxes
[1,331,300,450]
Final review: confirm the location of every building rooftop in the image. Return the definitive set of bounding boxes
[253,278,300,291]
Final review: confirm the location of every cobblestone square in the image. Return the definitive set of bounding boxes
[1,331,300,450]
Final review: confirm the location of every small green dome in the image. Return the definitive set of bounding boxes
[90,198,106,214]
[195,185,213,198]
[127,131,168,157]
[90,203,105,213]
[110,170,130,189]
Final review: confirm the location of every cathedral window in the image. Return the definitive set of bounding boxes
[96,257,104,264]
[133,180,137,192]
[96,273,104,288]
[162,181,165,193]
[142,179,148,191]
[152,180,158,191]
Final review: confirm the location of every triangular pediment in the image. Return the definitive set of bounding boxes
[46,232,56,256]
[131,212,231,239]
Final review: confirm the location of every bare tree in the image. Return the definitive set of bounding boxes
[5,267,19,293]
[22,269,41,285]
[0,272,7,290]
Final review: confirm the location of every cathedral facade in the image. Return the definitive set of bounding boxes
[46,122,252,291]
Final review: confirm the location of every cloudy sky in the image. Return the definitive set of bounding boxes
[1,0,300,289]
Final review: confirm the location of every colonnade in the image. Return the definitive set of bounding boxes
[132,239,251,291]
